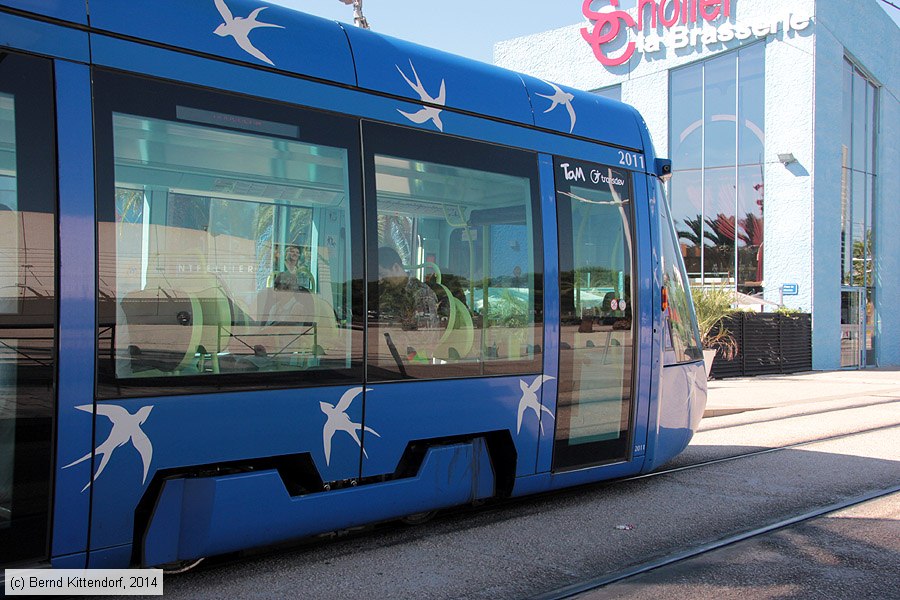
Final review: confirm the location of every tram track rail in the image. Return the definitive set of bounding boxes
[524,420,900,599]
[530,484,900,600]
[359,421,900,553]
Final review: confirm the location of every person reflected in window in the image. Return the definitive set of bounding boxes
[377,246,439,332]
[274,244,313,292]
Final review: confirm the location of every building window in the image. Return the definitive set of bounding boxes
[593,85,622,102]
[841,57,878,367]
[668,44,765,295]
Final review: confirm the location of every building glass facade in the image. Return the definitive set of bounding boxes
[841,57,878,368]
[495,0,900,370]
[669,43,765,294]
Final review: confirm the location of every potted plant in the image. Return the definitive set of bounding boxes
[690,286,739,378]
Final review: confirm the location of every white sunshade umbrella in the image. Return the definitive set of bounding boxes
[731,290,781,311]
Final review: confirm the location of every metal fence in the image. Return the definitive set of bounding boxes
[709,313,812,379]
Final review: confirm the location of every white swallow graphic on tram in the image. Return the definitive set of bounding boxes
[63,404,154,493]
[396,60,446,131]
[516,375,556,435]
[537,81,577,133]
[320,387,380,466]
[213,0,284,66]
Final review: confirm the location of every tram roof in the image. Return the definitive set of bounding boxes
[4,0,646,150]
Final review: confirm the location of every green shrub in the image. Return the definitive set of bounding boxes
[691,286,739,361]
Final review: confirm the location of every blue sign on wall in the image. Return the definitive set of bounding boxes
[782,283,799,296]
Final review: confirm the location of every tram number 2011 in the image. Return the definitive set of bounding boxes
[618,151,645,169]
[634,444,646,454]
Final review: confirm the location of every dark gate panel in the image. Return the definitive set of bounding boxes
[710,313,812,379]
[780,315,814,373]
[743,314,780,376]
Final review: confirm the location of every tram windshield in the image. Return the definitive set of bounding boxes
[658,181,703,364]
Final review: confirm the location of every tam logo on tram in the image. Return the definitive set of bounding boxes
[0,0,706,570]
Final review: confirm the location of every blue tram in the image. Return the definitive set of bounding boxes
[0,0,706,570]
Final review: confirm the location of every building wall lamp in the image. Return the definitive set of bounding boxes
[778,153,798,165]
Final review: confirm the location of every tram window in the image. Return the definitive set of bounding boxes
[0,52,57,564]
[365,123,543,380]
[94,72,363,397]
[554,157,634,470]
[0,91,13,533]
[658,181,703,364]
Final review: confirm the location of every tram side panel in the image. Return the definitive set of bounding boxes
[85,61,369,563]
[0,0,87,24]
[78,36,553,568]
[53,58,97,568]
[2,0,705,572]
[36,4,668,569]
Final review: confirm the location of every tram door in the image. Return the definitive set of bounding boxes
[552,157,636,471]
[0,52,57,566]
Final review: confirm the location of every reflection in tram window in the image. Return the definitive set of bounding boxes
[97,95,359,395]
[0,54,58,565]
[554,158,634,469]
[367,142,541,380]
[658,181,703,364]
[0,91,15,531]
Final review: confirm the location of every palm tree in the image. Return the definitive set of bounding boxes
[738,212,763,247]
[677,215,705,247]
[705,213,736,247]
[377,214,414,266]
[852,232,874,287]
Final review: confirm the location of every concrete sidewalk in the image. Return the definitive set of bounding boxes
[703,368,900,417]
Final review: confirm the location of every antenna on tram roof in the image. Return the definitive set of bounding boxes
[339,0,371,29]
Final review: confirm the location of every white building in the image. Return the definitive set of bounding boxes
[496,0,899,370]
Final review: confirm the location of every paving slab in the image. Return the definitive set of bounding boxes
[704,368,900,417]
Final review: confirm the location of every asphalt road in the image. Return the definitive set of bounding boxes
[583,491,900,600]
[141,395,899,600]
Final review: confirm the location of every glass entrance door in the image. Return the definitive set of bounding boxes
[841,289,864,368]
[0,52,57,566]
